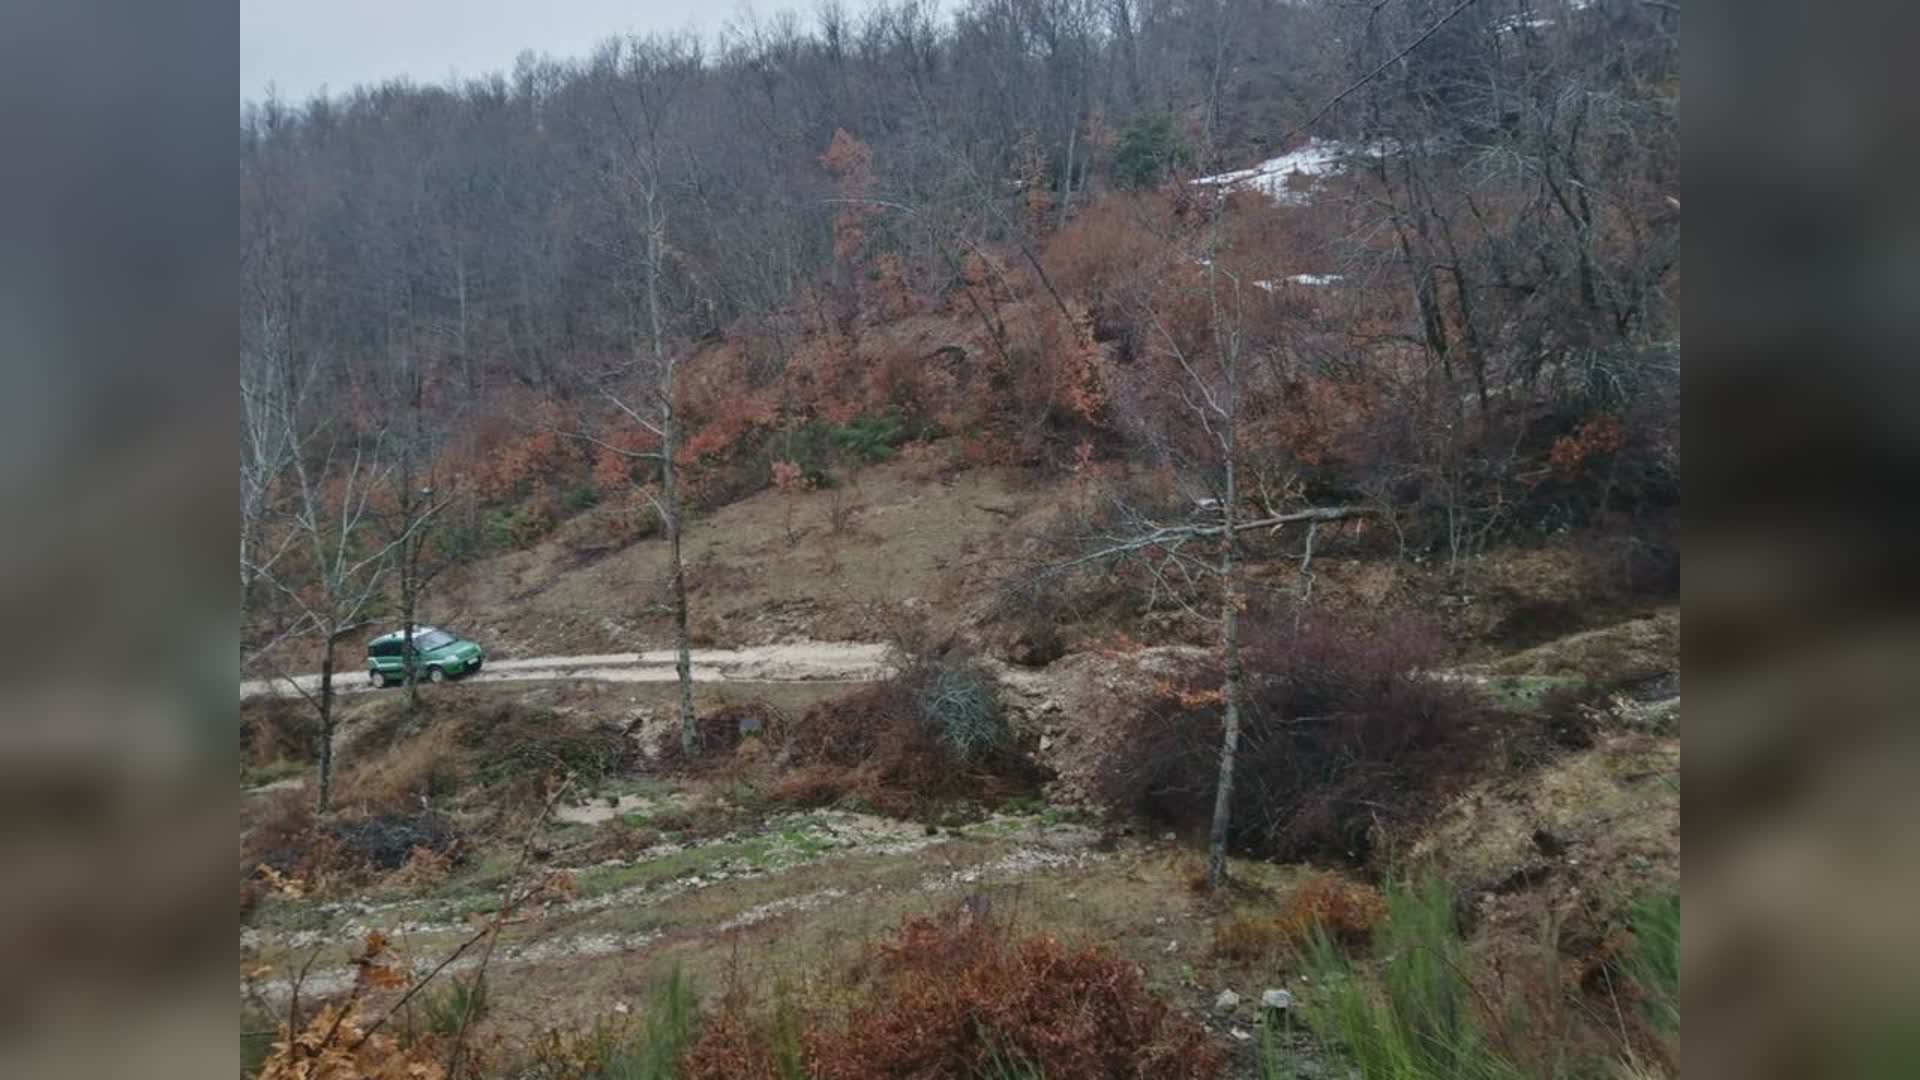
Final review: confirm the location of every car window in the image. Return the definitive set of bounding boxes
[369,640,400,658]
[413,630,456,651]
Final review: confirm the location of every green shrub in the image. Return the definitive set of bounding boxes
[773,423,839,485]
[597,969,698,1079]
[422,974,489,1038]
[438,517,486,560]
[831,410,909,463]
[521,969,697,1079]
[1626,891,1679,1036]
[486,503,556,549]
[565,481,603,513]
[1113,113,1191,189]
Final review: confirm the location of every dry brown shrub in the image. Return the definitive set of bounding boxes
[387,844,453,891]
[256,932,445,1080]
[1274,874,1389,949]
[813,915,1220,1079]
[686,913,1221,1080]
[766,764,858,809]
[1210,915,1288,962]
[681,986,798,1080]
[1211,874,1387,961]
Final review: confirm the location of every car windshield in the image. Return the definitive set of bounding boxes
[410,630,455,651]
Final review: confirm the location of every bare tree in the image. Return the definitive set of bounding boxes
[375,347,459,714]
[247,424,400,813]
[1049,191,1376,888]
[582,36,705,756]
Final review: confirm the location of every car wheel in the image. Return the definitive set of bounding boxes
[428,666,447,684]
[369,671,381,687]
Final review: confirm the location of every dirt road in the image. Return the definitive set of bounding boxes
[239,641,895,699]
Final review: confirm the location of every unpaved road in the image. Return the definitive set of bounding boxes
[240,641,895,699]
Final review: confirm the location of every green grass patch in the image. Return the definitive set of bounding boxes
[1626,890,1680,1036]
[528,968,697,1079]
[573,837,776,898]
[1479,674,1587,712]
[1287,877,1523,1080]
[421,973,489,1038]
[241,758,309,789]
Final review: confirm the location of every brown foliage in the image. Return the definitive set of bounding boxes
[822,916,1220,1079]
[1211,875,1388,961]
[477,428,573,502]
[1275,874,1390,949]
[255,932,446,1080]
[686,914,1221,1080]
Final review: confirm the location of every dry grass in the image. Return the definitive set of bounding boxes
[1406,731,1679,907]
[336,722,465,814]
[1477,607,1679,686]
[424,455,1050,657]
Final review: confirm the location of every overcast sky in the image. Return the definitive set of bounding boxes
[240,0,725,104]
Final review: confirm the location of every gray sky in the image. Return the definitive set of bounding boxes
[240,0,724,104]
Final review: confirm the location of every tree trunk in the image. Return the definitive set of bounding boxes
[664,410,696,757]
[403,607,420,713]
[1057,116,1077,227]
[644,192,698,760]
[316,638,337,815]
[1206,457,1242,890]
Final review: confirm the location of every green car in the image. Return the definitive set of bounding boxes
[366,626,486,687]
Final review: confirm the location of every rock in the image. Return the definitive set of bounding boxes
[1214,989,1241,1011]
[1261,988,1294,1011]
[1230,1028,1252,1042]
[1164,940,1180,954]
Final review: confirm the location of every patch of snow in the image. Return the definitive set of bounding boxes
[1494,13,1555,34]
[1193,140,1352,204]
[1252,273,1344,292]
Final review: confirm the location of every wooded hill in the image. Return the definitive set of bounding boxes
[241,0,1679,651]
